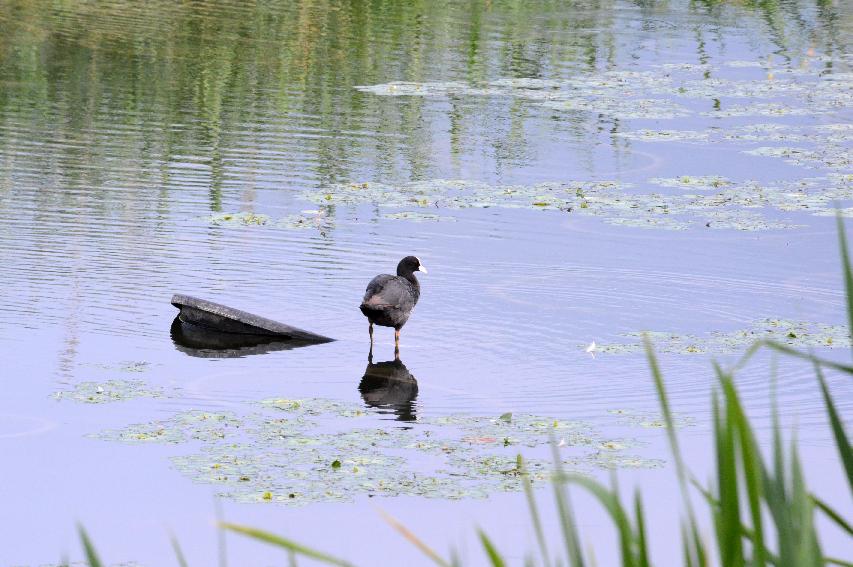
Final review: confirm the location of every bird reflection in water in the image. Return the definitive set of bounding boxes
[358,349,418,422]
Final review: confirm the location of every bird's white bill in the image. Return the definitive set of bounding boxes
[418,265,428,274]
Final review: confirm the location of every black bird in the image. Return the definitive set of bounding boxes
[360,256,427,349]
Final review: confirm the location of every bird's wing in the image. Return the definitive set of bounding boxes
[362,275,409,308]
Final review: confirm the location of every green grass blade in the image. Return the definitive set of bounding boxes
[645,338,691,496]
[724,378,767,566]
[762,341,853,376]
[220,523,355,567]
[644,338,706,565]
[836,212,853,358]
[813,497,853,537]
[550,443,586,567]
[376,509,452,567]
[814,363,853,496]
[170,534,189,567]
[477,531,507,567]
[78,526,104,567]
[713,383,744,567]
[633,491,650,567]
[519,455,552,567]
[562,474,635,567]
[790,435,823,567]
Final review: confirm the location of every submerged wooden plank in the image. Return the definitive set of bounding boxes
[170,294,334,342]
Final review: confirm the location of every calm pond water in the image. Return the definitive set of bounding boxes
[1,0,852,565]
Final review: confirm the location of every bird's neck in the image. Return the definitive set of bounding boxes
[401,272,420,289]
[401,273,420,300]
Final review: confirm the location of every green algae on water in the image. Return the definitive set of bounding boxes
[597,318,850,356]
[51,380,165,404]
[382,212,456,222]
[91,411,241,443]
[207,212,270,226]
[609,409,697,429]
[297,173,853,232]
[95,399,660,506]
[83,361,150,373]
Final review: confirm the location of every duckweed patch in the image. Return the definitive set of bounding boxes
[650,176,733,190]
[84,361,150,373]
[356,65,852,121]
[609,409,697,429]
[51,380,166,404]
[744,146,852,170]
[277,210,334,231]
[304,175,853,231]
[598,319,850,356]
[91,411,241,443]
[95,398,660,505]
[353,72,850,233]
[207,212,270,226]
[382,212,456,222]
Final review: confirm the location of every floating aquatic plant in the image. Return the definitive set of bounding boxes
[91,411,241,443]
[649,176,733,189]
[597,318,850,356]
[744,146,852,170]
[51,380,165,404]
[382,212,456,222]
[356,64,852,122]
[277,210,334,231]
[609,409,697,429]
[207,212,270,226]
[94,398,657,506]
[83,361,150,373]
[301,175,853,231]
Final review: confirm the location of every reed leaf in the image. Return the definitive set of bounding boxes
[550,443,586,567]
[814,363,853,496]
[836,213,853,358]
[220,523,354,567]
[77,526,104,567]
[376,509,451,567]
[170,534,189,567]
[519,455,552,567]
[477,531,507,567]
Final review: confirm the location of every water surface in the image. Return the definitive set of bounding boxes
[1,0,851,565]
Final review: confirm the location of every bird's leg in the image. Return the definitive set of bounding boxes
[394,344,400,361]
[394,328,400,350]
[369,322,374,345]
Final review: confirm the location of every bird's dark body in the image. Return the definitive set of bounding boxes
[360,273,420,329]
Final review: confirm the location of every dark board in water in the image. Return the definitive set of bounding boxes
[169,316,323,358]
[170,294,334,343]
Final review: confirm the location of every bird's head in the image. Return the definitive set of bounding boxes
[397,256,427,276]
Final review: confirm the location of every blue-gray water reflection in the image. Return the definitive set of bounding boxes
[0,0,851,564]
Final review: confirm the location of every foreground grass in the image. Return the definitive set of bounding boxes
[78,219,853,566]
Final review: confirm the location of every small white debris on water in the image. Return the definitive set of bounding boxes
[586,341,597,358]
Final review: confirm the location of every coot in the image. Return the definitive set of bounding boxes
[360,256,427,348]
